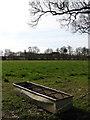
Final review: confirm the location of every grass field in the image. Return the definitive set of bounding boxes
[2,60,90,120]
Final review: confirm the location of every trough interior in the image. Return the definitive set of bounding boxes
[15,82,69,100]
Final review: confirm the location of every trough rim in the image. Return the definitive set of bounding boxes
[13,81,74,102]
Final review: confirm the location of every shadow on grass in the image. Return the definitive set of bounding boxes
[50,107,90,120]
[2,107,90,120]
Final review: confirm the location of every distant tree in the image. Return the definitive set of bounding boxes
[4,49,12,56]
[29,0,90,34]
[67,46,72,55]
[44,48,53,53]
[0,50,3,56]
[32,46,40,53]
[24,50,27,54]
[60,46,67,54]
[87,48,90,56]
[63,48,67,54]
[15,51,22,56]
[28,46,40,53]
[28,46,32,52]
[56,48,60,52]
[82,47,86,55]
[82,47,89,56]
[76,47,82,55]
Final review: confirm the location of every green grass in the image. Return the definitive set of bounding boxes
[2,60,90,119]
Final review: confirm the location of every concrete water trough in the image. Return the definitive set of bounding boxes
[13,81,73,114]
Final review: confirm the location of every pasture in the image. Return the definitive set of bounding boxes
[2,60,90,119]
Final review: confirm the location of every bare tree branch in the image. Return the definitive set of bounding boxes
[29,0,90,34]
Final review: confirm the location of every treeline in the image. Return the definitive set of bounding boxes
[1,46,90,60]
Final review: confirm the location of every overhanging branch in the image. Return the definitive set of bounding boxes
[29,0,90,34]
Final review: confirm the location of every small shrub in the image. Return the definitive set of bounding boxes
[70,73,78,76]
[80,73,87,76]
[5,73,12,76]
[21,74,26,78]
[4,78,9,82]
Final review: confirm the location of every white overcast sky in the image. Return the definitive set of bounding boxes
[0,0,88,53]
